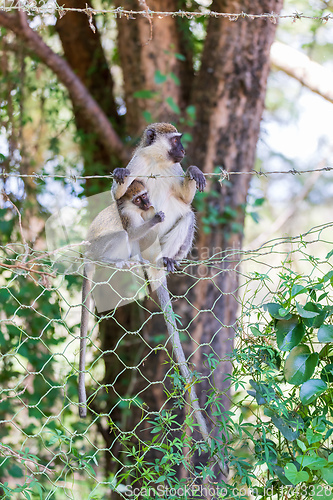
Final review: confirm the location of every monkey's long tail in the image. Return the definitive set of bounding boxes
[156,276,228,475]
[78,264,94,418]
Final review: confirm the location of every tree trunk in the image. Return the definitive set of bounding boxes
[56,0,124,179]
[116,0,193,134]
[186,0,283,473]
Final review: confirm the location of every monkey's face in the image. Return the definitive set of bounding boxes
[133,191,152,211]
[168,134,185,163]
[142,127,185,164]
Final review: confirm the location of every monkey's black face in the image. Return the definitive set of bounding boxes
[133,192,152,211]
[168,135,185,163]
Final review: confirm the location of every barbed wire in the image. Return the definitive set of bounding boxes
[0,2,332,23]
[1,165,333,183]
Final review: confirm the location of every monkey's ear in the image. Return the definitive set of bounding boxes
[146,129,156,145]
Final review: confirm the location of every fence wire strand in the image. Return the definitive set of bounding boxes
[0,2,332,24]
[0,164,333,184]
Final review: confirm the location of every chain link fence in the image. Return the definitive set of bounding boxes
[1,219,333,498]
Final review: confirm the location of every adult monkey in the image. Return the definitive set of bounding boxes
[111,124,226,473]
[112,123,206,272]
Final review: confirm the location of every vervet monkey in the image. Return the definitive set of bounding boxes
[79,180,165,418]
[111,122,206,272]
[109,125,225,471]
[87,180,164,264]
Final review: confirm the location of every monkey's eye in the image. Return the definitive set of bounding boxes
[172,137,179,146]
[134,197,141,205]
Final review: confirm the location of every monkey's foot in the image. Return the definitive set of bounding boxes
[113,167,130,184]
[163,257,179,273]
[187,165,206,192]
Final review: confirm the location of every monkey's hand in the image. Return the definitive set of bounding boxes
[163,257,179,273]
[153,211,165,224]
[186,165,206,192]
[113,167,130,184]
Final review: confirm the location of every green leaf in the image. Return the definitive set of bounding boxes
[296,455,327,470]
[253,197,265,207]
[323,270,333,282]
[300,379,327,405]
[249,211,260,224]
[276,317,304,351]
[272,465,293,485]
[270,414,300,441]
[133,90,157,99]
[170,72,180,85]
[321,364,333,383]
[250,325,261,336]
[322,467,333,485]
[318,325,333,343]
[296,439,307,452]
[306,428,323,445]
[186,105,196,119]
[263,302,291,320]
[284,345,318,385]
[175,53,186,61]
[154,70,167,84]
[291,284,307,297]
[302,302,327,328]
[326,250,333,260]
[8,464,24,478]
[166,96,180,114]
[265,409,303,441]
[181,132,193,144]
[248,380,275,405]
[34,482,44,500]
[142,111,153,123]
[284,463,309,485]
[296,302,319,318]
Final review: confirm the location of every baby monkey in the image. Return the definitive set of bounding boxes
[86,180,165,264]
[79,180,164,418]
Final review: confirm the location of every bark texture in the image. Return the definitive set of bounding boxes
[56,0,124,177]
[115,0,192,134]
[186,0,283,472]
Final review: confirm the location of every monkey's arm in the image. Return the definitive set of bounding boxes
[111,168,132,200]
[172,165,206,204]
[127,212,165,242]
[78,262,95,418]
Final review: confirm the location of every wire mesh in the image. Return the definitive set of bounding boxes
[1,220,333,498]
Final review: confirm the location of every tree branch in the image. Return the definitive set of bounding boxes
[0,11,130,165]
[270,41,333,104]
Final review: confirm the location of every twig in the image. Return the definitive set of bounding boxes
[0,443,52,473]
[138,0,153,44]
[2,192,29,261]
[0,262,55,277]
[0,386,27,403]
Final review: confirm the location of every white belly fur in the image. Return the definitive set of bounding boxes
[137,167,191,237]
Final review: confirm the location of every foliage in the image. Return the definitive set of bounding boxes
[1,0,333,498]
[233,248,333,498]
